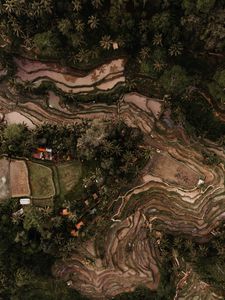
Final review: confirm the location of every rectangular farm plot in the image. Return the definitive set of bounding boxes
[10,160,30,197]
[0,158,10,201]
[27,161,55,199]
[57,161,82,195]
[149,153,200,189]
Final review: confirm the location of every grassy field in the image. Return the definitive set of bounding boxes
[57,161,82,197]
[27,161,55,200]
[0,158,10,202]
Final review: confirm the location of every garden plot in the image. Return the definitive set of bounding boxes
[27,161,55,199]
[57,161,82,196]
[10,160,30,197]
[0,158,10,201]
[149,153,200,189]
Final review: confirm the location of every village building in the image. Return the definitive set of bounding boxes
[20,198,31,205]
[32,147,53,160]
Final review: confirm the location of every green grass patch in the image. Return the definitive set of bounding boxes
[27,161,55,199]
[51,165,61,196]
[57,161,82,197]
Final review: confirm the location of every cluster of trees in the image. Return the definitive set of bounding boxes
[0,0,224,60]
[0,120,145,179]
[77,120,145,179]
[160,226,225,297]
[0,0,225,140]
[0,123,80,158]
[0,120,147,299]
[0,198,90,299]
[177,91,225,141]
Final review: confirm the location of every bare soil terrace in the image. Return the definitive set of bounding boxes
[10,159,30,197]
[149,153,200,189]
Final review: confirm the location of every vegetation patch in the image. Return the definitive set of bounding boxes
[27,161,55,199]
[57,161,82,196]
[0,157,10,201]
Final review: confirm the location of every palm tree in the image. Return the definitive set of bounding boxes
[153,33,163,46]
[139,47,150,61]
[88,15,99,30]
[100,35,113,50]
[30,0,53,17]
[71,33,85,48]
[9,17,22,37]
[116,35,125,48]
[169,43,183,56]
[3,0,17,14]
[139,19,149,33]
[89,47,100,59]
[57,19,71,35]
[75,48,89,63]
[72,0,82,12]
[23,80,35,93]
[74,19,85,33]
[91,0,103,8]
[153,60,165,72]
[102,141,113,154]
[125,79,137,91]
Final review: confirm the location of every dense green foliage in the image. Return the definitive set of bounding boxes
[0,0,225,139]
[0,121,146,299]
[0,199,89,299]
[162,227,225,297]
[1,0,225,299]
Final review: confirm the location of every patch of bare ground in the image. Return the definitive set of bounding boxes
[10,160,30,197]
[5,111,36,129]
[149,153,200,189]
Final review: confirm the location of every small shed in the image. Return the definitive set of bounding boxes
[76,221,84,230]
[20,198,31,205]
[113,42,119,50]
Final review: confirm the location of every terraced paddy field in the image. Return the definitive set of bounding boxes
[15,57,125,94]
[27,161,55,200]
[1,57,225,299]
[149,153,200,189]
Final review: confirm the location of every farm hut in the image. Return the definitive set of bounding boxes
[92,193,98,201]
[32,147,53,160]
[20,198,31,205]
[113,42,119,50]
[71,229,79,237]
[60,208,70,216]
[76,221,84,230]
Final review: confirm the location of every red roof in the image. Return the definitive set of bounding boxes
[37,147,46,152]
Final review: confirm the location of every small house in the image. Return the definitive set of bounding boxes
[33,147,53,160]
[113,42,119,50]
[76,221,84,230]
[71,229,79,237]
[92,193,98,201]
[20,198,31,205]
[60,208,70,216]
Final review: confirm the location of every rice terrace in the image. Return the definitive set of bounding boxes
[0,1,225,300]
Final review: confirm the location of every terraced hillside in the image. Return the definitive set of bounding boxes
[1,57,225,300]
[15,57,125,93]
